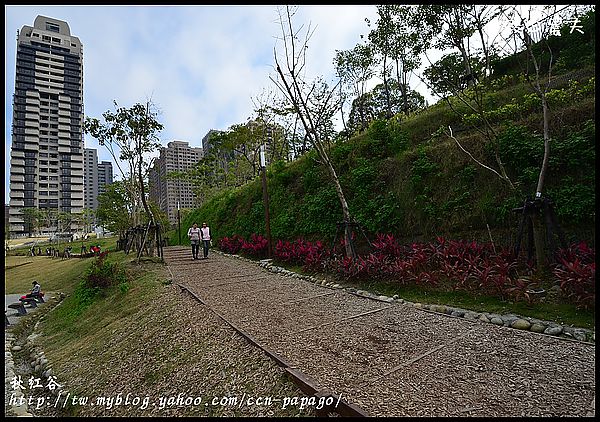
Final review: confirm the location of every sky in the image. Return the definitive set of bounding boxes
[4,4,382,202]
[4,4,586,204]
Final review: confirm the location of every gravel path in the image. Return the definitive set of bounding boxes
[165,247,596,417]
[9,271,315,417]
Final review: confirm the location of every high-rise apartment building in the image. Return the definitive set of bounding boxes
[84,148,113,210]
[201,130,217,153]
[149,141,203,226]
[97,160,113,196]
[9,16,84,236]
[83,148,98,210]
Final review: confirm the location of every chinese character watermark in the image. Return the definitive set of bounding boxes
[565,17,584,34]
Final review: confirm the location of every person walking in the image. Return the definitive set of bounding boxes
[187,223,201,260]
[200,222,211,259]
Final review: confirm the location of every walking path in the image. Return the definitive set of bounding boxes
[5,294,45,327]
[163,246,595,417]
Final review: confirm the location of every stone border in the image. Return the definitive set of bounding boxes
[5,294,67,416]
[213,250,595,344]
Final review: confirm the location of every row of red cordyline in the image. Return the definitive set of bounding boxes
[218,233,595,309]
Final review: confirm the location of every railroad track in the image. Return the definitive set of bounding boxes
[163,246,367,417]
[162,246,596,417]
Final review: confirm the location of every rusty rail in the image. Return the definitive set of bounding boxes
[176,282,369,417]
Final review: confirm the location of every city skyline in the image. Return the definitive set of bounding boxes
[5,5,380,203]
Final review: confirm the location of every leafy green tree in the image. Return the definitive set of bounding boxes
[39,209,58,236]
[81,208,96,234]
[365,5,396,119]
[382,5,425,115]
[85,100,163,227]
[415,5,479,86]
[96,181,134,239]
[57,212,73,234]
[19,208,39,237]
[424,52,487,97]
[347,79,425,133]
[335,42,376,135]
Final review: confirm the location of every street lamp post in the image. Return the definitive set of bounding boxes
[260,144,273,258]
[177,200,181,245]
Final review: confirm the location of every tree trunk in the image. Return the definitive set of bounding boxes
[535,96,551,196]
[458,43,474,87]
[382,54,392,118]
[339,84,350,140]
[401,66,409,115]
[272,12,355,258]
[531,210,549,283]
[319,146,355,258]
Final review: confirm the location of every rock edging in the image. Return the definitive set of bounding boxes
[214,250,595,344]
[5,293,67,416]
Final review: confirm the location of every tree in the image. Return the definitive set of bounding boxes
[413,4,515,191]
[467,5,504,78]
[148,200,170,233]
[423,52,487,97]
[418,5,589,279]
[271,6,356,258]
[365,5,396,119]
[96,181,134,239]
[251,89,295,163]
[39,209,58,237]
[384,5,425,116]
[85,100,164,259]
[81,208,96,235]
[57,212,73,235]
[495,5,588,279]
[334,42,376,135]
[20,208,39,237]
[85,100,163,227]
[416,5,480,87]
[347,78,425,133]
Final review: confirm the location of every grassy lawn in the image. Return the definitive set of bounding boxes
[4,237,119,294]
[7,236,118,256]
[12,247,313,417]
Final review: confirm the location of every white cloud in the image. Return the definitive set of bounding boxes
[5,5,379,201]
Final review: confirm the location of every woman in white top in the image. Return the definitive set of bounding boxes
[187,223,201,260]
[200,222,211,259]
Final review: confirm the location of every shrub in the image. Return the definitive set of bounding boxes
[240,233,269,258]
[274,238,329,271]
[85,251,126,290]
[552,242,595,309]
[219,234,245,254]
[219,232,594,309]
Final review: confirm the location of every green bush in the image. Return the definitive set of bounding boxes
[85,252,127,290]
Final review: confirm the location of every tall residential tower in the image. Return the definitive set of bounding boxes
[84,148,113,210]
[9,15,84,235]
[149,141,203,226]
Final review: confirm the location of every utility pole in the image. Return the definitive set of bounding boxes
[177,200,181,245]
[260,142,273,258]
